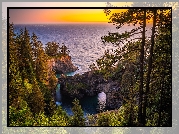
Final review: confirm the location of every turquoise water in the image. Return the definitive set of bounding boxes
[56,74,61,78]
[60,95,98,116]
[80,95,98,116]
[56,72,76,78]
[55,73,98,116]
[65,72,76,76]
[55,84,62,106]
[56,84,60,91]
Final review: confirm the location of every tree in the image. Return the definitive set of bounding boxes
[45,42,60,57]
[31,33,49,84]
[9,23,22,105]
[70,98,85,126]
[151,10,172,126]
[49,106,70,126]
[142,9,157,125]
[9,25,46,115]
[130,3,172,126]
[102,8,151,125]
[8,24,67,126]
[100,7,172,126]
[138,9,146,126]
[9,97,34,126]
[95,49,120,79]
[60,43,70,55]
[16,27,35,83]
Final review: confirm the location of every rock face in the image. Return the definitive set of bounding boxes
[96,81,122,110]
[53,55,78,74]
[58,71,122,110]
[58,71,105,99]
[97,92,106,112]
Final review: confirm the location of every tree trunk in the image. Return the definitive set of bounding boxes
[142,9,157,125]
[158,77,164,126]
[138,9,146,126]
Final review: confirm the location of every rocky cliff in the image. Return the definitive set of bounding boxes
[48,55,78,74]
[58,71,123,110]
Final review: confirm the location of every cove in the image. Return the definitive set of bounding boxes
[55,73,98,116]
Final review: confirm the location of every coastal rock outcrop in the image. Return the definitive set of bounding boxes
[96,81,122,110]
[97,92,106,112]
[48,55,78,74]
[58,71,105,99]
[58,71,122,110]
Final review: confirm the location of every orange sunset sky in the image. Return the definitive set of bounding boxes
[9,8,127,24]
[7,2,133,24]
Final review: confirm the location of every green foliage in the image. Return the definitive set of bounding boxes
[90,7,172,127]
[32,106,69,126]
[45,42,69,58]
[8,7,171,127]
[109,63,124,81]
[64,82,88,99]
[31,33,49,84]
[49,106,70,126]
[8,24,61,126]
[87,104,138,126]
[9,98,34,126]
[70,98,85,126]
[27,83,45,114]
[94,49,122,79]
[97,112,120,126]
[45,42,60,57]
[66,82,87,91]
[60,43,70,55]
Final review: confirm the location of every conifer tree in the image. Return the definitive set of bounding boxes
[101,7,171,126]
[9,23,24,105]
[59,43,69,56]
[13,27,45,115]
[31,33,57,116]
[70,98,85,126]
[45,42,60,57]
[31,33,49,85]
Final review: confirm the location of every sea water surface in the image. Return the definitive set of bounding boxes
[14,23,152,75]
[14,22,152,115]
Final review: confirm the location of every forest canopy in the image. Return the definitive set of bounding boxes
[8,7,172,127]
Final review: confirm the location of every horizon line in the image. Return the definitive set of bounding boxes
[11,21,111,25]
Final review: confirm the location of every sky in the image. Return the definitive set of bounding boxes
[9,8,127,24]
[5,2,133,24]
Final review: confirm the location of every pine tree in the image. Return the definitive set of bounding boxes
[45,42,60,57]
[9,23,24,105]
[102,8,151,125]
[59,43,70,56]
[14,27,45,115]
[70,98,85,126]
[31,33,49,85]
[101,7,171,126]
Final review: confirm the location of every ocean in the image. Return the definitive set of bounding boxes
[14,23,152,116]
[14,23,152,75]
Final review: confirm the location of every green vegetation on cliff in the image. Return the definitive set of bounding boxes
[8,7,171,126]
[90,8,171,126]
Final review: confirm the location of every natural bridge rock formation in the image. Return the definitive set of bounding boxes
[58,71,123,110]
[97,92,106,112]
